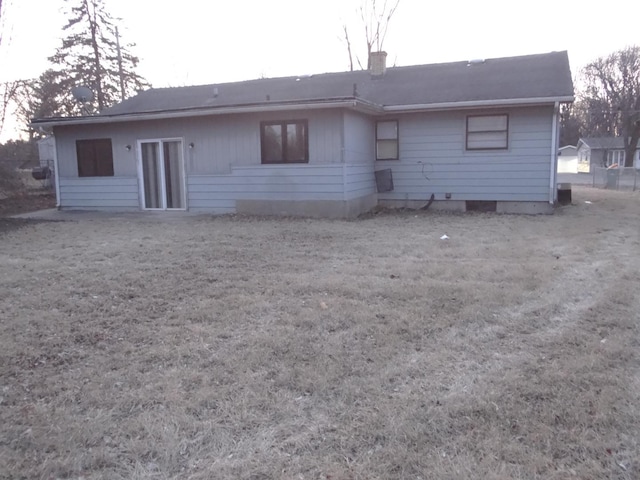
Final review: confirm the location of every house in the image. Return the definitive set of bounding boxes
[577,137,640,173]
[557,145,577,173]
[31,51,574,217]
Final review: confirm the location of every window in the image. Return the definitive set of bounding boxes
[76,139,114,177]
[466,114,508,150]
[260,120,308,164]
[606,150,625,167]
[376,120,398,160]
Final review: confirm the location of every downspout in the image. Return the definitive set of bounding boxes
[549,101,560,204]
[52,135,61,209]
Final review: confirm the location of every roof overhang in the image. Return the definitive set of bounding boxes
[31,95,574,129]
[31,98,383,128]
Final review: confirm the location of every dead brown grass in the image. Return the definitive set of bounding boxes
[1,186,639,479]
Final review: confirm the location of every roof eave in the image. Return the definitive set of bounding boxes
[383,96,575,113]
[32,98,383,128]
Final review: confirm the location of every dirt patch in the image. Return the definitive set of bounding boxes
[0,186,639,479]
[0,191,56,218]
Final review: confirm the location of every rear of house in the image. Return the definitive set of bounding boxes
[35,51,574,217]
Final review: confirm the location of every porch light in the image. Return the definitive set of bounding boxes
[125,145,131,151]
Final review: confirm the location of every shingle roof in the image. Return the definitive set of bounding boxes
[31,51,574,127]
[579,137,626,150]
[100,51,573,117]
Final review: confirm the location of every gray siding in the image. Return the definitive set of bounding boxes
[58,176,139,209]
[343,111,374,164]
[344,163,376,200]
[53,109,344,179]
[188,165,346,213]
[377,106,554,202]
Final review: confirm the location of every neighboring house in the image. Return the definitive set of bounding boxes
[32,51,574,217]
[557,145,578,173]
[577,137,640,173]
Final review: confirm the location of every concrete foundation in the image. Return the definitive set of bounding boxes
[236,194,377,219]
[378,199,554,215]
[495,201,554,214]
[378,199,466,212]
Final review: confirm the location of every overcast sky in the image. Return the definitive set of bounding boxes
[1,0,639,139]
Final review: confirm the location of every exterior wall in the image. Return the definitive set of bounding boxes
[376,106,554,203]
[343,110,375,164]
[50,105,559,216]
[342,111,377,210]
[53,108,375,216]
[557,145,577,173]
[58,176,139,210]
[576,143,591,173]
[53,109,347,211]
[189,164,375,218]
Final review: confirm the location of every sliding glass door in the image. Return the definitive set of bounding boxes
[138,139,186,210]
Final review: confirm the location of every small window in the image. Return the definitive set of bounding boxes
[376,120,398,160]
[260,120,308,164]
[76,139,114,177]
[466,114,508,150]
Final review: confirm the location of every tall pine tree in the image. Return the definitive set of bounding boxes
[49,0,148,115]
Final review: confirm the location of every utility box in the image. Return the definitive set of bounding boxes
[606,168,619,189]
[557,183,571,205]
[375,169,394,193]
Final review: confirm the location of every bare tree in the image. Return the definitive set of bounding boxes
[342,0,400,71]
[581,46,640,167]
[0,79,23,138]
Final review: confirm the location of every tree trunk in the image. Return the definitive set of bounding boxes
[86,0,104,111]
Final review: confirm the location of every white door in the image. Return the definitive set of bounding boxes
[138,139,186,210]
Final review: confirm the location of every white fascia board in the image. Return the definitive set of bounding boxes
[383,96,575,113]
[32,99,375,128]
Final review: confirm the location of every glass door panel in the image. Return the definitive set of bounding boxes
[139,140,185,210]
[141,142,161,209]
[163,141,185,209]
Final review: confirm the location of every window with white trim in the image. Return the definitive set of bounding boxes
[376,120,398,160]
[606,150,625,167]
[466,114,508,150]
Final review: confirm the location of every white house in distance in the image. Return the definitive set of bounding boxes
[557,145,578,173]
[32,51,574,217]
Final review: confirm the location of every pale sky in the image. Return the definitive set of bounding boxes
[1,0,639,140]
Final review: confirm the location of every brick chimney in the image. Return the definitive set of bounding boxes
[369,51,387,77]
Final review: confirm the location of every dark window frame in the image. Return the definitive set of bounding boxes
[76,138,114,177]
[376,119,399,160]
[466,114,509,151]
[260,119,309,164]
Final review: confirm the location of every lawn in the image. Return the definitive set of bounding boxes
[1,186,639,479]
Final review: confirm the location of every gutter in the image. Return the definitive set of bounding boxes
[32,98,382,128]
[31,95,574,129]
[384,96,575,113]
[549,101,560,204]
[52,136,61,208]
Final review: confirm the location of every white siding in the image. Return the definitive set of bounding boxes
[377,107,554,202]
